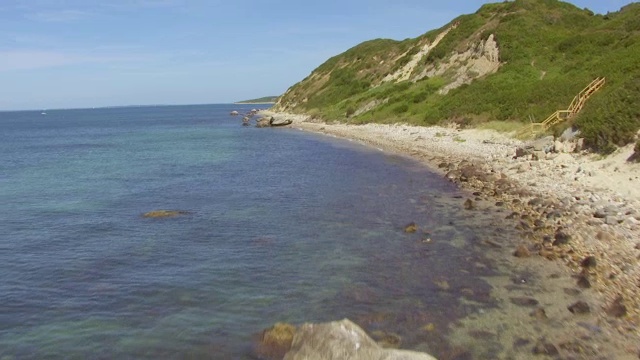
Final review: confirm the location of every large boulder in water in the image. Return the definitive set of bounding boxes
[270,117,293,126]
[284,319,437,360]
[256,117,271,128]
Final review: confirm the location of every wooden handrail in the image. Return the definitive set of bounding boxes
[516,77,605,138]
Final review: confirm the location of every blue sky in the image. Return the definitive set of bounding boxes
[0,0,632,110]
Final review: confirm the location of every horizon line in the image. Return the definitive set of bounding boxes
[0,102,275,113]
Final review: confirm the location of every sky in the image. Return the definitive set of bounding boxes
[0,0,632,110]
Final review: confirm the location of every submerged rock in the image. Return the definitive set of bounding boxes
[568,301,591,314]
[142,210,189,218]
[513,244,531,258]
[464,198,475,210]
[533,339,559,356]
[510,297,539,307]
[606,296,628,318]
[283,319,437,360]
[255,322,297,360]
[404,222,418,233]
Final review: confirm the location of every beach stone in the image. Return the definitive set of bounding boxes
[506,211,519,219]
[458,166,476,181]
[596,231,614,241]
[594,209,608,218]
[531,136,555,152]
[528,197,543,206]
[605,216,622,225]
[568,301,591,314]
[514,147,531,159]
[554,140,565,153]
[283,319,437,360]
[255,322,297,360]
[513,244,531,258]
[445,169,462,181]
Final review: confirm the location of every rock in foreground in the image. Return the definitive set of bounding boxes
[284,319,437,360]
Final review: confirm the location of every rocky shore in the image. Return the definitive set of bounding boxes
[259,110,640,359]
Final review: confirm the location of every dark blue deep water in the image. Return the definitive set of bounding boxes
[0,104,502,358]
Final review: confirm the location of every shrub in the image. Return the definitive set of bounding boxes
[393,103,409,114]
[345,106,356,117]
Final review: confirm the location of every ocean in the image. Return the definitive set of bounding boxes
[0,104,512,358]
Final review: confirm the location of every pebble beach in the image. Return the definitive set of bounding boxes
[262,110,640,359]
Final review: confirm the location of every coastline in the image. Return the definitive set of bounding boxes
[233,102,277,105]
[261,110,640,357]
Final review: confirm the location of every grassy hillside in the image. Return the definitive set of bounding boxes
[274,0,640,153]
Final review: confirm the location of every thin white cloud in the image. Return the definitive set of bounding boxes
[25,9,89,22]
[266,25,352,37]
[99,0,184,11]
[0,50,142,71]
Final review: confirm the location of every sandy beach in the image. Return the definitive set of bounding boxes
[262,110,640,358]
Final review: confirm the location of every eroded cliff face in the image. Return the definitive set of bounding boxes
[273,22,503,115]
[380,25,459,84]
[419,34,501,94]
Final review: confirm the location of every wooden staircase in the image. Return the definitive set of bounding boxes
[517,77,605,138]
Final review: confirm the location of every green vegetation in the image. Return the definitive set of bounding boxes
[235,96,279,104]
[274,0,640,153]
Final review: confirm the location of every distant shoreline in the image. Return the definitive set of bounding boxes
[233,102,276,105]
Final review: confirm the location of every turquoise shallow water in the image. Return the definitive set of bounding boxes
[0,104,503,358]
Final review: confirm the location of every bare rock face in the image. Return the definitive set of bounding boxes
[283,319,437,360]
